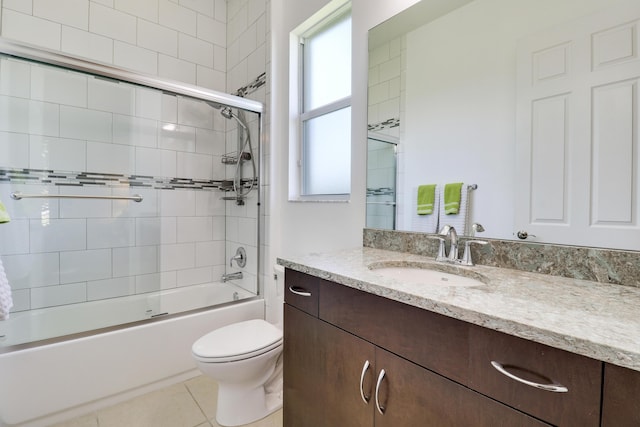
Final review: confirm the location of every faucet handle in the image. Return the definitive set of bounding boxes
[427,236,447,262]
[461,240,488,266]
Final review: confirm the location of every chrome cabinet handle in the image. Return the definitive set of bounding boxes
[374,369,386,414]
[359,360,371,404]
[288,286,311,297]
[490,361,568,393]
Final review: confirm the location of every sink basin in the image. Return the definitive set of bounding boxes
[368,262,486,287]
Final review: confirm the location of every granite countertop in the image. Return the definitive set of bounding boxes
[278,247,640,372]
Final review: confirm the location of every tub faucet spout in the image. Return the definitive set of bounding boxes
[222,272,243,283]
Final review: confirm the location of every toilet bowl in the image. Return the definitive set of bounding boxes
[192,319,283,426]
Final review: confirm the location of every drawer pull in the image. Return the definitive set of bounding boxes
[359,360,372,404]
[288,286,312,297]
[490,361,569,393]
[375,369,386,414]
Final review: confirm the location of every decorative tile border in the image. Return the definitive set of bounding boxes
[0,168,257,191]
[363,228,640,288]
[368,117,400,132]
[235,72,266,98]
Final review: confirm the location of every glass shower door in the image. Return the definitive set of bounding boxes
[366,137,397,229]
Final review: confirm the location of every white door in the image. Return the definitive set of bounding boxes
[515,1,640,250]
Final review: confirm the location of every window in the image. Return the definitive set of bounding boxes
[293,4,352,198]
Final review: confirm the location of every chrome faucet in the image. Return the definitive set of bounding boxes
[222,272,243,283]
[439,225,459,262]
[229,247,247,268]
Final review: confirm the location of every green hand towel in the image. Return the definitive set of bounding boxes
[417,184,436,215]
[0,200,10,224]
[444,182,463,215]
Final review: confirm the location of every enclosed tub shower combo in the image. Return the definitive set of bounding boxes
[0,38,266,426]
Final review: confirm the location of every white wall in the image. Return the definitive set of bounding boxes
[269,0,420,269]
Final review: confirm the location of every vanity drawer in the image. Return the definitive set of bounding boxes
[284,269,320,317]
[468,325,602,427]
[319,279,470,385]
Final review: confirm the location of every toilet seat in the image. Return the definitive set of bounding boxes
[192,319,283,363]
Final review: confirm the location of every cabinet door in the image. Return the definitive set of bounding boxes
[283,304,375,427]
[602,363,640,426]
[374,348,549,427]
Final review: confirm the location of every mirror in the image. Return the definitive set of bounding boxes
[367,0,640,250]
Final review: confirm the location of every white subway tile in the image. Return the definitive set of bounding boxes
[136,271,176,292]
[196,66,225,92]
[0,184,60,220]
[29,135,87,172]
[158,123,196,152]
[135,217,160,245]
[87,276,135,300]
[135,146,176,177]
[114,42,158,76]
[248,44,266,82]
[112,188,159,218]
[59,187,112,218]
[61,26,114,65]
[176,151,212,180]
[214,0,226,23]
[113,115,158,148]
[137,20,178,57]
[212,215,225,240]
[195,190,225,216]
[227,62,248,97]
[160,216,177,244]
[2,10,61,51]
[179,0,213,16]
[227,4,247,44]
[160,190,195,216]
[136,88,163,121]
[213,44,226,72]
[238,22,258,60]
[238,217,257,246]
[195,128,224,156]
[31,282,87,309]
[86,141,135,175]
[34,0,89,30]
[60,105,111,142]
[88,78,135,115]
[10,290,30,312]
[196,14,225,45]
[0,220,29,255]
[2,253,60,289]
[177,217,212,243]
[195,240,225,267]
[0,97,60,136]
[176,266,212,287]
[0,131,29,169]
[113,246,158,277]
[162,94,178,123]
[247,0,266,25]
[90,2,136,44]
[177,97,213,129]
[226,216,238,243]
[178,33,213,68]
[91,0,114,7]
[0,58,30,98]
[87,217,135,248]
[30,218,86,253]
[158,54,196,85]
[60,249,112,283]
[3,0,32,14]
[159,242,194,271]
[159,0,196,36]
[227,39,241,71]
[115,0,158,22]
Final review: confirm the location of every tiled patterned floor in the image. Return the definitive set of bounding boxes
[52,375,283,427]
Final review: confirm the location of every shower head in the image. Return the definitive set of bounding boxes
[220,106,234,120]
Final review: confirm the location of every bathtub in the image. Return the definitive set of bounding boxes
[0,282,264,427]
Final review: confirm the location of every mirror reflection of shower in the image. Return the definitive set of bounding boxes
[207,101,257,205]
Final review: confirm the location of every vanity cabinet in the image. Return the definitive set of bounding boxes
[283,269,550,426]
[601,363,640,426]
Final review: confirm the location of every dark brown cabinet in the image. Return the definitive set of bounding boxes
[284,269,550,426]
[602,363,640,426]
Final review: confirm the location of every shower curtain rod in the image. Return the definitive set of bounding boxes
[10,192,143,202]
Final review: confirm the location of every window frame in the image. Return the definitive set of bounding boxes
[289,2,352,201]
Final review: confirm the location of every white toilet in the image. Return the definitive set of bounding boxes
[191,319,283,426]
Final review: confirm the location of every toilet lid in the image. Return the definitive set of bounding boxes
[192,319,283,359]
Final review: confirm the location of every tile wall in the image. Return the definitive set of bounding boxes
[0,56,240,312]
